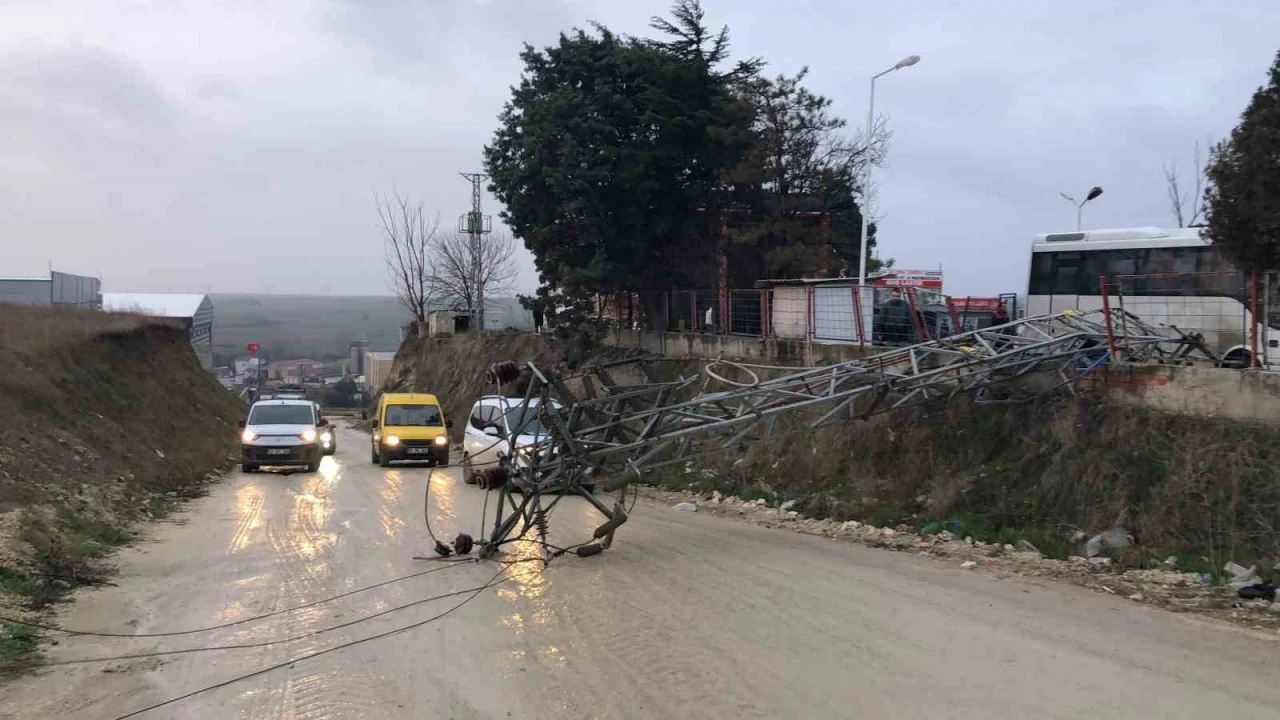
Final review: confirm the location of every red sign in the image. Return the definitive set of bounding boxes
[870,269,943,290]
[952,298,1002,313]
[246,343,260,353]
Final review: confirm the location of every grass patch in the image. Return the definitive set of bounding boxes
[8,511,135,609]
[58,514,136,558]
[0,622,40,674]
[147,494,179,519]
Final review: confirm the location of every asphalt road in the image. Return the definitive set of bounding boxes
[2,424,1278,719]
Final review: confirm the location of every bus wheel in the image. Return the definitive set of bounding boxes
[1222,348,1252,369]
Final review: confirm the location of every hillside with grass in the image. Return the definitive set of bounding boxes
[210,294,408,364]
[0,304,243,672]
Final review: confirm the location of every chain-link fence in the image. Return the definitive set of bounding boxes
[1100,270,1264,367]
[625,286,1021,349]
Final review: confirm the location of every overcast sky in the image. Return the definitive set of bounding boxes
[1,1,1277,297]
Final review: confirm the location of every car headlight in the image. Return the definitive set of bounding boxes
[384,435,400,447]
[300,429,317,442]
[434,435,448,446]
[241,429,257,442]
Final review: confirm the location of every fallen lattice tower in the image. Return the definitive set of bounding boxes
[473,309,1206,559]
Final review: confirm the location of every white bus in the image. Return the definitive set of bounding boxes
[1026,226,1274,368]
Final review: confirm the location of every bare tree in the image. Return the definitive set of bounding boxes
[1163,140,1209,228]
[430,231,518,328]
[377,192,439,331]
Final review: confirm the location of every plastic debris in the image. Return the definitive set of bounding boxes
[960,561,978,569]
[1224,562,1262,591]
[672,502,698,512]
[1084,527,1130,558]
[1237,583,1278,601]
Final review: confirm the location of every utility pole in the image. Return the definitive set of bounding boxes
[459,172,491,332]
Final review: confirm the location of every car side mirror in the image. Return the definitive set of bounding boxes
[317,418,329,427]
[237,419,246,428]
[483,426,500,437]
[371,419,380,429]
[446,419,454,429]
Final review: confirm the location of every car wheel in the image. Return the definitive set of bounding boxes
[379,452,391,468]
[305,462,320,473]
[242,462,258,474]
[370,446,379,464]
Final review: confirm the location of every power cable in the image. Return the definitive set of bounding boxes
[45,559,534,668]
[112,564,511,720]
[0,561,472,639]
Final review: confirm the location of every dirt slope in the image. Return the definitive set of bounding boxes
[0,304,243,667]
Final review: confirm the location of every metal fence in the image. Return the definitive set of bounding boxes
[1099,270,1273,367]
[625,286,1019,349]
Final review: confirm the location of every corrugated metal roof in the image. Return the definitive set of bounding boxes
[102,292,208,318]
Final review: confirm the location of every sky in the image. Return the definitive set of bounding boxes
[1,0,1277,298]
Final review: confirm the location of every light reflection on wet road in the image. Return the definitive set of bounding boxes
[2,425,1280,719]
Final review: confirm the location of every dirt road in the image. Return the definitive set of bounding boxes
[2,424,1277,719]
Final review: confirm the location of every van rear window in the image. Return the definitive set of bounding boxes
[385,404,442,426]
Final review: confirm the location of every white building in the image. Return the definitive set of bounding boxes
[365,351,396,393]
[103,293,215,370]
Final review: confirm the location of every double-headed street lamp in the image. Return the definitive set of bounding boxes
[858,54,921,287]
[1060,186,1104,231]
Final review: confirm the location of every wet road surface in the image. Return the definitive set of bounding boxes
[2,424,1279,719]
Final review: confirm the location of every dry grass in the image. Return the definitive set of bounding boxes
[662,392,1280,571]
[0,303,168,356]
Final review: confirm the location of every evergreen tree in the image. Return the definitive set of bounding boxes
[1204,50,1280,270]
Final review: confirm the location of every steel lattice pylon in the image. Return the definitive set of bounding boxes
[477,309,1205,558]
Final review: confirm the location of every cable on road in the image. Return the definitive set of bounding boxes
[112,564,513,720]
[45,557,539,668]
[0,559,476,639]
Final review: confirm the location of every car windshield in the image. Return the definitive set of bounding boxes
[385,404,442,426]
[249,404,314,425]
[504,406,549,436]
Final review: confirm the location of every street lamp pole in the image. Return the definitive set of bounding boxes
[1060,186,1104,231]
[858,54,920,287]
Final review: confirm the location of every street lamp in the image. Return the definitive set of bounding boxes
[1060,186,1104,231]
[858,54,921,287]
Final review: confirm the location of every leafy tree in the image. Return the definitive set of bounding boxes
[722,68,888,283]
[1204,50,1280,270]
[484,1,753,303]
[328,377,358,408]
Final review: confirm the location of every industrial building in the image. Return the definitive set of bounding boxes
[0,270,101,307]
[102,293,215,371]
[365,350,396,392]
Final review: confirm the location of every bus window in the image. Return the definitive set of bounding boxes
[1051,252,1082,294]
[1029,254,1054,295]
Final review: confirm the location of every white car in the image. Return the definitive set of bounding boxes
[462,396,561,488]
[239,398,328,473]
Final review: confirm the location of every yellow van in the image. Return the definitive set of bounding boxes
[370,392,452,468]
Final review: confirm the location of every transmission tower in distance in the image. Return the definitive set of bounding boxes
[459,172,492,332]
